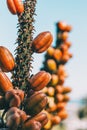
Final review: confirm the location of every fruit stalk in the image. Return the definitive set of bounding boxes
[11,0,37,90]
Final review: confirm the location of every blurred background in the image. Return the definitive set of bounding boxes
[0,0,87,129]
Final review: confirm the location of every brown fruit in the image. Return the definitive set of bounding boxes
[22,120,41,130]
[56,94,64,102]
[47,87,55,96]
[0,71,13,93]
[0,46,15,72]
[44,119,52,130]
[47,59,57,72]
[32,31,53,53]
[65,25,72,32]
[29,71,51,91]
[55,85,63,93]
[50,74,59,86]
[53,49,62,61]
[24,91,48,116]
[51,116,61,125]
[57,102,66,111]
[63,87,72,94]
[47,46,55,56]
[61,32,68,41]
[5,89,24,107]
[57,109,68,120]
[6,107,27,129]
[63,95,70,102]
[7,0,24,15]
[57,21,67,31]
[64,41,72,48]
[33,112,48,127]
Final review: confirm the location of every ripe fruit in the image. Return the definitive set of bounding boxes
[32,31,53,53]
[50,74,59,86]
[0,46,15,72]
[5,89,24,107]
[24,92,48,116]
[57,21,67,31]
[29,71,51,91]
[57,109,68,120]
[6,0,24,15]
[53,49,62,61]
[47,47,55,56]
[6,107,27,129]
[0,71,13,93]
[47,59,57,72]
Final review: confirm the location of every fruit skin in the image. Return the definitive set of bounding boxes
[47,59,57,72]
[32,31,53,53]
[0,71,13,93]
[57,109,68,120]
[24,91,48,116]
[22,120,41,130]
[0,46,15,72]
[6,107,27,129]
[29,71,51,91]
[57,21,67,31]
[6,0,24,15]
[22,112,48,130]
[5,89,24,107]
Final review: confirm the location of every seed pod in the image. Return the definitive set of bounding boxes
[29,71,51,91]
[6,0,24,15]
[55,85,63,93]
[61,32,68,41]
[63,87,72,94]
[50,74,59,86]
[24,91,48,116]
[47,87,55,96]
[47,59,57,72]
[51,116,61,125]
[53,49,62,61]
[56,94,64,102]
[47,46,55,56]
[63,95,70,102]
[5,89,24,107]
[57,102,66,111]
[0,71,13,93]
[33,112,48,127]
[6,107,27,128]
[0,46,15,72]
[22,119,41,130]
[65,25,72,32]
[57,21,67,31]
[32,31,53,53]
[44,119,52,130]
[57,109,68,120]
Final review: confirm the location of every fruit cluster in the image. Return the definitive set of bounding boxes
[41,21,73,129]
[0,0,54,130]
[0,31,53,130]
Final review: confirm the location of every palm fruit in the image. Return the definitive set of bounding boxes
[6,107,27,129]
[24,91,48,116]
[29,71,51,91]
[5,89,24,107]
[32,31,53,53]
[0,0,55,130]
[40,21,73,129]
[0,71,13,93]
[0,46,15,72]
[6,0,24,15]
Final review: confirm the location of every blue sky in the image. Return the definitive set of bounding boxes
[0,0,87,100]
